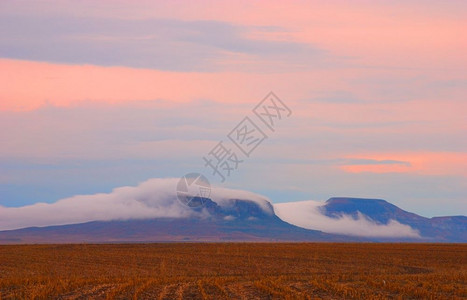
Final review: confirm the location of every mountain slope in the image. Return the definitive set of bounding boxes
[0,198,350,244]
[1,196,464,243]
[321,197,467,242]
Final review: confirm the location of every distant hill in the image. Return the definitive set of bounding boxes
[0,196,464,244]
[0,198,349,244]
[321,197,467,242]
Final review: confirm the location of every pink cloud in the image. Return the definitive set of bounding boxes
[0,58,347,111]
[340,152,467,176]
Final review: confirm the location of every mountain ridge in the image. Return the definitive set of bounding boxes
[0,196,465,244]
[321,197,466,242]
[0,198,352,244]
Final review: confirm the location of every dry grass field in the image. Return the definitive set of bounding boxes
[0,243,465,299]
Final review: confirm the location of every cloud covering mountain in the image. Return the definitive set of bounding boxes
[0,177,425,239]
[274,200,420,238]
[0,178,272,231]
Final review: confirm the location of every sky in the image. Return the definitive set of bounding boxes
[0,0,466,217]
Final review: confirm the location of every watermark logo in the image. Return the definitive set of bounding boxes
[253,92,292,132]
[227,116,267,157]
[176,173,211,208]
[177,92,291,207]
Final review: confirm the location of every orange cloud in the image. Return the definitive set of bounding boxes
[340,152,467,176]
[0,58,353,111]
[341,164,411,174]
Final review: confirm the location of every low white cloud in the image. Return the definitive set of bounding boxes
[0,178,272,230]
[0,178,420,239]
[274,200,420,238]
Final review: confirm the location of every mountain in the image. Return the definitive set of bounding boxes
[0,198,351,244]
[0,196,464,244]
[321,197,467,242]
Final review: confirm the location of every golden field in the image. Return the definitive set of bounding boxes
[0,243,465,299]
